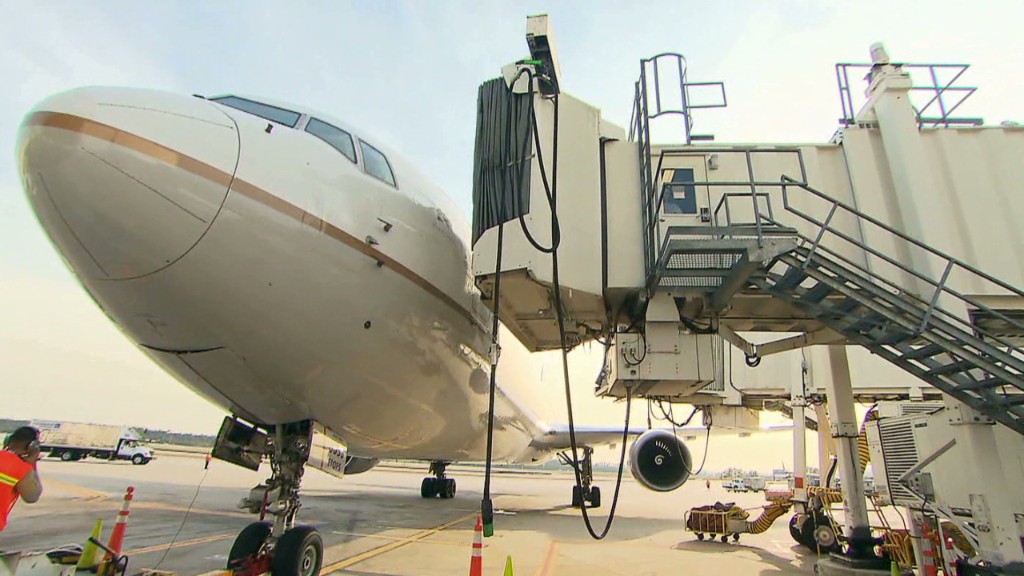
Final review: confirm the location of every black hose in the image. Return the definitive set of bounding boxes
[539,89,630,540]
[480,222,504,534]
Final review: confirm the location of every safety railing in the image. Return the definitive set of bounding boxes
[717,175,1024,368]
[630,53,727,278]
[640,147,805,280]
[836,63,982,128]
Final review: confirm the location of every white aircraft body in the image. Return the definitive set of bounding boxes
[18,87,551,460]
[17,86,694,574]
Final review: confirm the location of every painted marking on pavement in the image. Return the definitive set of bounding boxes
[126,532,234,556]
[321,512,477,573]
[329,530,464,547]
[535,540,560,576]
[133,501,252,519]
[47,479,109,500]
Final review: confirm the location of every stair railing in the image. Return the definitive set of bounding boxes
[773,175,1024,363]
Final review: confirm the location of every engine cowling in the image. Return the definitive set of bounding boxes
[629,429,692,492]
[344,456,380,475]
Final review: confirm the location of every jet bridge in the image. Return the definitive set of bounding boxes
[471,19,1024,570]
[471,43,1024,433]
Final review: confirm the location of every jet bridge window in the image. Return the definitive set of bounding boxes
[210,96,301,128]
[358,140,397,187]
[661,168,697,214]
[305,118,356,163]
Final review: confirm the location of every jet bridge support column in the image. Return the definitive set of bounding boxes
[792,384,808,512]
[814,402,833,483]
[857,45,960,296]
[819,346,883,570]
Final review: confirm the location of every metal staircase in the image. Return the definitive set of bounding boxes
[737,176,1024,435]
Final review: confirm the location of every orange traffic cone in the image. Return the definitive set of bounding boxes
[105,486,135,560]
[469,515,483,576]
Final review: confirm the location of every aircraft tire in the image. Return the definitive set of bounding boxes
[420,478,437,498]
[442,479,456,499]
[227,521,271,569]
[571,486,583,508]
[271,525,322,576]
[588,486,601,508]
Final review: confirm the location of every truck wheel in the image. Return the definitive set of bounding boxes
[132,454,146,465]
[60,451,74,462]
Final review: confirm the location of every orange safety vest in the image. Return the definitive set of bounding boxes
[0,450,33,531]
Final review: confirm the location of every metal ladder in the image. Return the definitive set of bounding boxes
[744,177,1024,435]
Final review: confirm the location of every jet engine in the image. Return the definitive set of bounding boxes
[629,430,692,492]
[344,456,380,475]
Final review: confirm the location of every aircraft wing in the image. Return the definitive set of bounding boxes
[527,424,647,452]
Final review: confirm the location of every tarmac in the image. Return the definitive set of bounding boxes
[2,453,820,575]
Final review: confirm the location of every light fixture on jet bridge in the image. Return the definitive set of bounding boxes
[525,14,562,96]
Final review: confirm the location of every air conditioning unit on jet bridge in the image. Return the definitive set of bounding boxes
[602,293,718,400]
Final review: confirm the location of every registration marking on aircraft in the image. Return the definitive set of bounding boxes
[320,512,477,573]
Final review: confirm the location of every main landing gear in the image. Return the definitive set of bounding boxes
[228,421,324,576]
[559,446,602,509]
[421,461,457,499]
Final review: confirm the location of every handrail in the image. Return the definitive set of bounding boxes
[835,63,981,128]
[709,174,1024,367]
[774,176,1024,360]
[780,175,1024,301]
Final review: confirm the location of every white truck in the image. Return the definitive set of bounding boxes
[723,477,767,492]
[31,420,155,465]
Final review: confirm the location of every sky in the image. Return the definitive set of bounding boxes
[1,1,1022,471]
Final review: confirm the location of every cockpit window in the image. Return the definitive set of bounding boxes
[211,96,301,128]
[305,118,356,163]
[358,140,397,187]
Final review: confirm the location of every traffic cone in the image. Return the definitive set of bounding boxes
[105,486,135,561]
[890,560,901,576]
[469,515,483,576]
[503,555,514,576]
[77,518,103,569]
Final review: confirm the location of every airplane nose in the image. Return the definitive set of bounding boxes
[17,87,240,280]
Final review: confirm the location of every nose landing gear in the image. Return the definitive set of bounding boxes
[226,420,324,576]
[421,460,457,499]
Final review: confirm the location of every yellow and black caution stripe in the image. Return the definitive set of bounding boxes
[745,501,793,534]
[857,408,880,474]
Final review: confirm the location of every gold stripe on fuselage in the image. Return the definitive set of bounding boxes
[24,111,482,329]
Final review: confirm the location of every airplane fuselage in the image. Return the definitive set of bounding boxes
[18,87,539,463]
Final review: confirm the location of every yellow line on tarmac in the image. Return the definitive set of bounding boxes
[126,532,234,556]
[133,501,252,519]
[47,479,109,500]
[321,512,477,573]
[534,540,559,576]
[330,531,465,547]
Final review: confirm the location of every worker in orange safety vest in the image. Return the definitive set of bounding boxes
[1,426,44,531]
